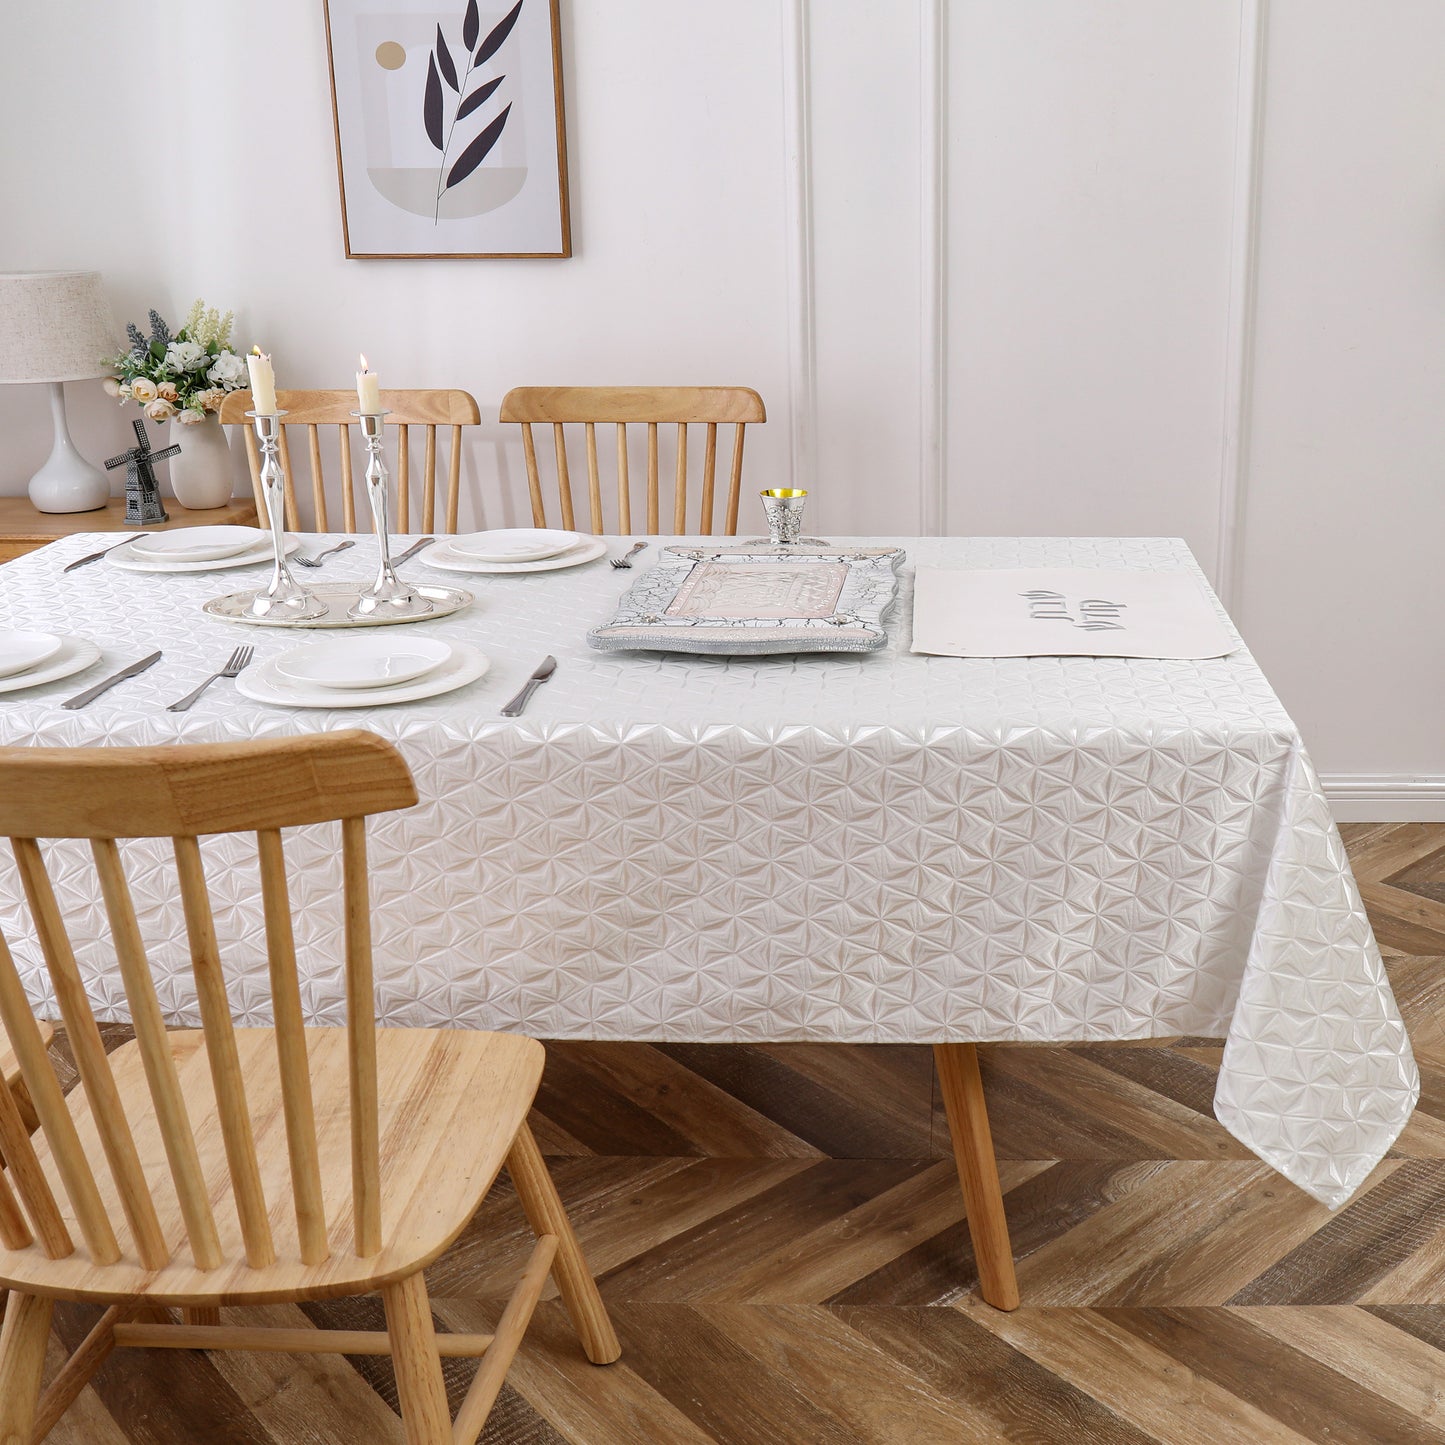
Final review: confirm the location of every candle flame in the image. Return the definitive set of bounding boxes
[359,354,369,371]
[251,344,263,356]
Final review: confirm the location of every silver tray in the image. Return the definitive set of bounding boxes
[203,580,473,629]
[588,544,904,655]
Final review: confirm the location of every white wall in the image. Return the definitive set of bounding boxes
[944,2,1241,555]
[1,2,1441,814]
[1242,0,1445,811]
[0,0,797,528]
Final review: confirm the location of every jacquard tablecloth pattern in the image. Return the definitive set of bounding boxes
[0,535,1417,1207]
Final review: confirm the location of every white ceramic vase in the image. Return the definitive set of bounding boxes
[168,412,234,509]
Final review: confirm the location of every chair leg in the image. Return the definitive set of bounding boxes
[934,1042,1021,1311]
[453,1235,558,1445]
[506,1121,620,1365]
[32,1304,132,1442]
[382,1270,452,1445]
[0,1290,53,1445]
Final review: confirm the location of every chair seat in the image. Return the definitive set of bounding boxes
[0,1026,544,1306]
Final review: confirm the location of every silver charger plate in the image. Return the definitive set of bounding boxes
[203,580,473,629]
[587,544,905,655]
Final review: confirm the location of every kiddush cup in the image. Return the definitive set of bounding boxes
[761,488,807,546]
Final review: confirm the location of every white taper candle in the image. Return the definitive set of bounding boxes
[246,347,278,414]
[356,355,381,414]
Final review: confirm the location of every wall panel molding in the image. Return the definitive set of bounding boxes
[1215,0,1269,611]
[919,0,946,535]
[781,0,817,491]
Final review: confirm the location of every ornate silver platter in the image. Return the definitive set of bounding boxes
[588,544,904,655]
[203,580,473,629]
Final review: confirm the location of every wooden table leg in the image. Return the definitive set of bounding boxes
[933,1042,1020,1311]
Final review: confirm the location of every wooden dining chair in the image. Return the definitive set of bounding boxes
[499,386,767,535]
[219,390,482,534]
[0,1018,52,1329]
[0,730,618,1445]
[1,1019,50,1138]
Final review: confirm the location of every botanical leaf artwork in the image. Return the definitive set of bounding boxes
[326,0,568,255]
[424,56,443,149]
[456,75,504,122]
[435,24,458,89]
[426,0,524,223]
[449,104,513,188]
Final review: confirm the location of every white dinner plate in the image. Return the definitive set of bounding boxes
[109,534,302,573]
[0,630,65,679]
[237,640,489,709]
[0,636,103,695]
[446,528,585,563]
[422,535,608,575]
[127,525,267,563]
[273,635,453,690]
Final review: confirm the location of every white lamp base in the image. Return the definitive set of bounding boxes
[28,381,109,514]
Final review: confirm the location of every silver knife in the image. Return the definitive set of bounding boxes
[60,651,163,710]
[63,536,150,573]
[391,536,437,568]
[500,655,557,717]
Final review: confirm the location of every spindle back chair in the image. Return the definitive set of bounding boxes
[219,389,482,534]
[0,731,618,1445]
[1,1019,50,1136]
[499,386,766,534]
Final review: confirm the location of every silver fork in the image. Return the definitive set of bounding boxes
[294,539,357,569]
[167,645,254,713]
[610,541,647,569]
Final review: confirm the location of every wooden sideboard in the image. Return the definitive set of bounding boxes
[0,495,260,565]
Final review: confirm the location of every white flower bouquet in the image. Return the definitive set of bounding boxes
[104,300,249,426]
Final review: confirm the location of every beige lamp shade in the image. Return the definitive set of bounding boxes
[0,270,119,383]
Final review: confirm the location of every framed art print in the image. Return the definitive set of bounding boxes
[323,0,571,258]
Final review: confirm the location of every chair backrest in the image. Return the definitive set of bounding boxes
[0,731,417,1277]
[219,389,482,534]
[498,386,766,535]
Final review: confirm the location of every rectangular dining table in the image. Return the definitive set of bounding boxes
[0,532,1419,1310]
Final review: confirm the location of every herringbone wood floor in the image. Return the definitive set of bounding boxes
[22,822,1445,1444]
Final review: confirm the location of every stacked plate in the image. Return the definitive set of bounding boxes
[237,635,490,709]
[0,629,102,694]
[110,526,301,573]
[424,528,606,575]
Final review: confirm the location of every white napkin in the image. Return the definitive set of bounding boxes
[910,567,1241,659]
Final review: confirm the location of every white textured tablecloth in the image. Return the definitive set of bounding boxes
[0,534,1418,1208]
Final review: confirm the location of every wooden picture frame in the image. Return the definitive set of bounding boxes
[323,0,571,259]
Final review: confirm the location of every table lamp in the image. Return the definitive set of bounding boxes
[0,271,120,513]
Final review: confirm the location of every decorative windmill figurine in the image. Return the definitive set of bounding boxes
[105,418,178,526]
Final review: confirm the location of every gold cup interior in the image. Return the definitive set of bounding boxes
[761,488,807,499]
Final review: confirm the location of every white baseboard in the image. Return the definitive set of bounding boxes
[1322,774,1445,823]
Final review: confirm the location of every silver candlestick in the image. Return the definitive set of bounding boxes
[246,410,326,621]
[350,412,433,620]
